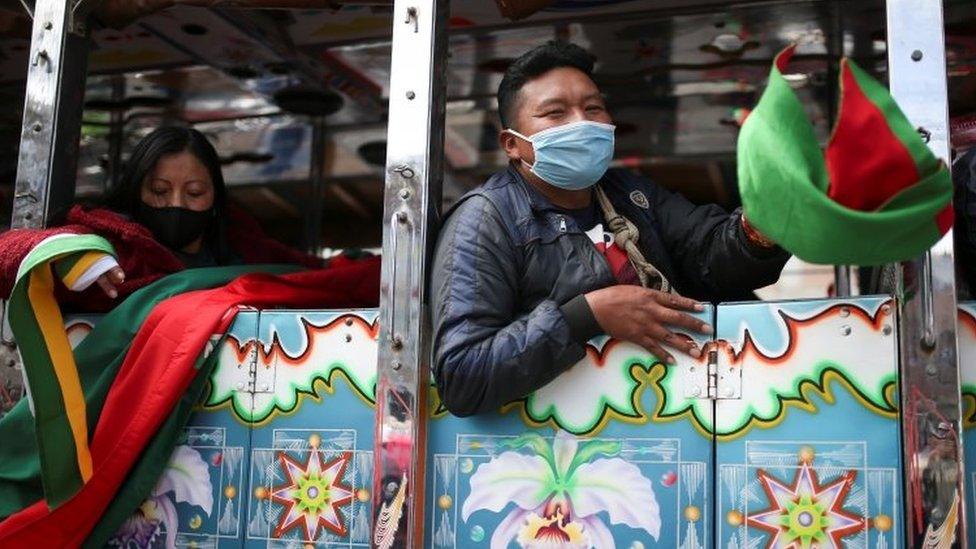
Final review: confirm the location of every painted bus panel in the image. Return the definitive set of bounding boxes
[54,297,976,547]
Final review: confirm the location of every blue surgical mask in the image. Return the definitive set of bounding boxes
[507,120,615,190]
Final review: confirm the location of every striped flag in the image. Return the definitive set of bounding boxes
[6,234,116,509]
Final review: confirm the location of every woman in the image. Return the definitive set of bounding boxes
[0,127,324,312]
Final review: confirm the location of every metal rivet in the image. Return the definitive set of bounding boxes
[392,361,403,371]
[926,365,938,376]
[345,318,353,326]
[406,90,415,100]
[840,325,852,336]
[882,324,892,336]
[44,22,53,30]
[396,211,407,223]
[345,334,352,343]
[236,382,245,390]
[400,167,415,179]
[840,307,850,318]
[911,49,923,61]
[392,335,403,350]
[31,123,41,132]
[5,359,15,368]
[399,188,411,200]
[689,366,696,372]
[23,212,32,220]
[882,304,891,315]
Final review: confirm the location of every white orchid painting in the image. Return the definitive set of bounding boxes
[461,431,661,548]
[109,445,214,549]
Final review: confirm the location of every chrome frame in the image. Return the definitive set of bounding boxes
[371,1,448,547]
[887,0,967,544]
[11,0,92,229]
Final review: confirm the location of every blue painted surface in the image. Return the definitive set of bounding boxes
[425,308,715,548]
[243,310,378,548]
[715,297,902,549]
[65,297,960,547]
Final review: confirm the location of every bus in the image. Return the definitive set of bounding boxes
[0,0,973,547]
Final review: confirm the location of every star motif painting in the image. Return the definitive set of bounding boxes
[270,450,354,541]
[746,462,866,548]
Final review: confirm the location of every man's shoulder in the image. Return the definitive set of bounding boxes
[447,168,526,222]
[597,168,664,211]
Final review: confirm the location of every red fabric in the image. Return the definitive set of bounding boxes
[0,256,380,548]
[937,204,955,235]
[825,61,920,211]
[587,226,640,286]
[0,205,326,312]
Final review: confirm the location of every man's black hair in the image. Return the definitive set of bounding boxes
[497,41,596,129]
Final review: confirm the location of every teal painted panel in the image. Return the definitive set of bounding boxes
[243,309,379,548]
[714,297,902,549]
[425,307,716,548]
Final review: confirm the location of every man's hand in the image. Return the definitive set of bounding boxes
[584,286,712,364]
[95,266,125,299]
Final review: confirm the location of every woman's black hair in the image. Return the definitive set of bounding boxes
[104,126,234,263]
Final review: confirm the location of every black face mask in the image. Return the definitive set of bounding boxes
[137,204,213,250]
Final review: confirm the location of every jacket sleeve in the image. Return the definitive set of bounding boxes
[649,182,790,301]
[430,196,596,417]
[0,224,88,299]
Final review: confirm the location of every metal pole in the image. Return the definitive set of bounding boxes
[371,1,448,548]
[106,75,125,192]
[305,117,326,254]
[12,0,92,229]
[887,0,967,545]
[828,1,853,300]
[833,265,852,297]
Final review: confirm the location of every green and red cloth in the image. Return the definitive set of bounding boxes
[738,45,953,265]
[0,250,380,548]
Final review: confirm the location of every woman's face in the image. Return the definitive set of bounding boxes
[140,150,215,211]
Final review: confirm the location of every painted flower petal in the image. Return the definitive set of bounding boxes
[153,445,214,515]
[570,458,661,540]
[552,430,579,478]
[462,452,552,521]
[580,515,615,549]
[155,495,179,549]
[490,507,534,549]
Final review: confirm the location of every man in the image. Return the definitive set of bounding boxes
[431,41,789,417]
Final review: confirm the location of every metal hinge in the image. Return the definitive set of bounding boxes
[715,346,742,400]
[706,349,719,399]
[683,345,741,400]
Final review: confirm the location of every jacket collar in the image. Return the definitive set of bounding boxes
[508,165,601,214]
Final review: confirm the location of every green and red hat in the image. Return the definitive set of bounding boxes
[738,45,953,265]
